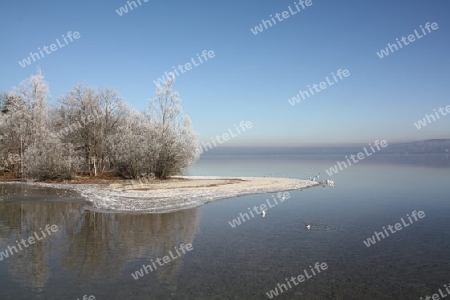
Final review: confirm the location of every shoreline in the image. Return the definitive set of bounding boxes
[0,176,320,213]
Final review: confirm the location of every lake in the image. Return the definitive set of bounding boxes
[0,152,449,299]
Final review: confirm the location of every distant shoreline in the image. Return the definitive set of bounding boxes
[0,176,320,213]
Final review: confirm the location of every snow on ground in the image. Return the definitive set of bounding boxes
[5,176,320,213]
[79,176,319,213]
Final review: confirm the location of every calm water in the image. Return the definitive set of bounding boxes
[0,153,449,299]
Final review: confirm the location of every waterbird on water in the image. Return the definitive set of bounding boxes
[309,172,321,182]
[262,210,267,217]
[293,220,313,230]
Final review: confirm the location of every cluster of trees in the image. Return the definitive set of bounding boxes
[0,70,199,181]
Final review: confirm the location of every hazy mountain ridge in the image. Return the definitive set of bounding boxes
[202,139,450,156]
[383,139,450,154]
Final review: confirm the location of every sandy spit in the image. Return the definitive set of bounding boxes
[2,176,320,213]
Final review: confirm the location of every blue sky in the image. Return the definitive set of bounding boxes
[1,0,449,147]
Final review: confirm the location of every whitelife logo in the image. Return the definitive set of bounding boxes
[228,192,290,228]
[196,121,252,155]
[18,31,81,68]
[376,22,439,59]
[131,243,193,280]
[363,210,425,247]
[0,225,59,261]
[250,0,313,35]
[115,0,149,16]
[414,105,450,129]
[265,262,328,298]
[287,69,350,106]
[153,50,215,87]
[76,296,95,300]
[420,283,450,300]
[325,140,388,176]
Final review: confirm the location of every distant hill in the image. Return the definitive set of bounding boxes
[383,139,450,154]
[201,139,450,156]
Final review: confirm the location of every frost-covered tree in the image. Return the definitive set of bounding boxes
[0,72,199,181]
[16,69,48,146]
[56,85,123,176]
[148,78,199,178]
[108,104,156,178]
[0,70,50,178]
[0,92,24,177]
[14,70,72,180]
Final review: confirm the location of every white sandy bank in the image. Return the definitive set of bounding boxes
[78,176,319,213]
[5,176,319,213]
